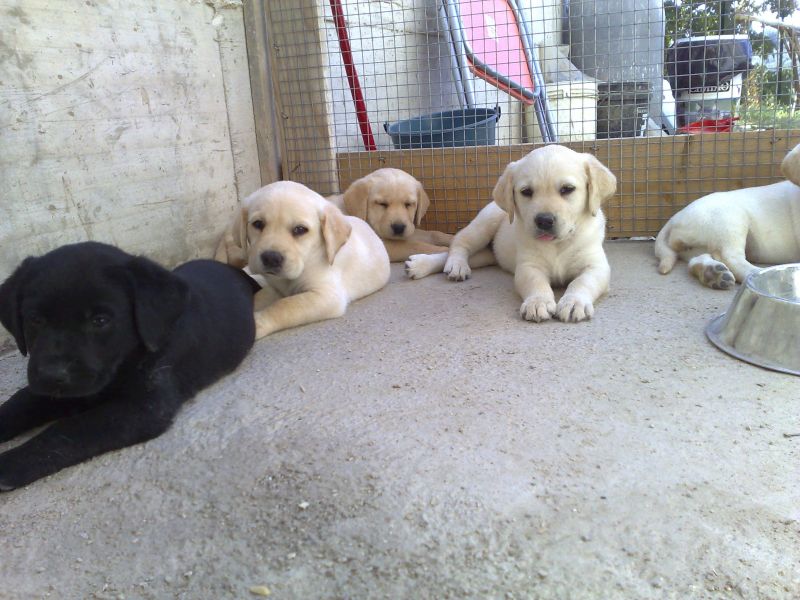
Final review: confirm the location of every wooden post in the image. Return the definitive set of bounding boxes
[243,0,282,186]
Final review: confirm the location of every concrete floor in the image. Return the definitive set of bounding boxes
[0,241,798,599]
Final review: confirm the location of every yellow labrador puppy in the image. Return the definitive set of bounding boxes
[215,181,390,338]
[333,168,453,262]
[405,145,617,323]
[655,143,800,289]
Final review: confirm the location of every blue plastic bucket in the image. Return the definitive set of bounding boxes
[384,106,501,149]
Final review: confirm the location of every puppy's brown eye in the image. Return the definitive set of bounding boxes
[404,202,413,208]
[377,202,389,208]
[292,225,308,236]
[560,185,576,195]
[251,219,265,231]
[520,187,533,197]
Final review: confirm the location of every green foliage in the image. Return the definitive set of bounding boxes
[744,64,797,105]
[664,0,797,47]
[664,0,731,45]
[768,0,799,18]
[739,103,800,127]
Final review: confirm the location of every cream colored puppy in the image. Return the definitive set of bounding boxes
[405,145,617,323]
[655,143,800,288]
[332,168,453,262]
[216,181,390,338]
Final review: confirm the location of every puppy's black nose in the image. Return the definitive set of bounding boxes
[260,250,284,270]
[35,362,72,387]
[534,213,555,231]
[391,222,406,235]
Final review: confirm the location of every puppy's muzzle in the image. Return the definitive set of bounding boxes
[391,222,407,236]
[260,250,284,273]
[29,358,94,396]
[34,362,73,388]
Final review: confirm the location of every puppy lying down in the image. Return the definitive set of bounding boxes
[331,168,453,262]
[655,143,800,288]
[216,181,390,338]
[406,145,617,322]
[0,242,258,490]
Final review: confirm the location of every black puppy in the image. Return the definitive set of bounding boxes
[0,241,258,490]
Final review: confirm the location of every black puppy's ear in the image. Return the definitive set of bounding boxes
[112,257,189,353]
[0,257,37,356]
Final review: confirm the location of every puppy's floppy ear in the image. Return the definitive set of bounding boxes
[492,160,518,223]
[0,257,36,356]
[780,143,800,187]
[415,182,431,227]
[584,153,617,217]
[214,206,249,269]
[342,176,371,220]
[320,203,352,264]
[111,257,189,353]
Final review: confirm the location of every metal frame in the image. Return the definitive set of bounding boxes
[442,0,557,142]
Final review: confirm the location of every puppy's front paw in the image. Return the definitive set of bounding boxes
[0,474,19,492]
[0,453,27,492]
[556,294,594,322]
[444,256,471,281]
[405,254,438,280]
[520,296,556,322]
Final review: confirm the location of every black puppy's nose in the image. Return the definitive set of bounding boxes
[260,250,284,270]
[36,362,72,387]
[534,213,555,231]
[391,222,406,235]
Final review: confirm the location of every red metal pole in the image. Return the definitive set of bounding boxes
[329,0,377,151]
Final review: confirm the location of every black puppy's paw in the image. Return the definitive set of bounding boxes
[0,451,33,492]
[0,478,18,492]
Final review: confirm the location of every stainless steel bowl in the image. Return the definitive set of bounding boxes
[706,263,800,376]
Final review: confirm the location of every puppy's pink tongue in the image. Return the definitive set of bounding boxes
[537,233,555,241]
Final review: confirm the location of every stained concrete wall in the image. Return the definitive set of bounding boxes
[0,0,260,349]
[0,0,259,273]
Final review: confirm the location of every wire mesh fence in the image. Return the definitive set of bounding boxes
[266,0,800,237]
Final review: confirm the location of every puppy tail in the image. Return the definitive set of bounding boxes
[654,221,677,274]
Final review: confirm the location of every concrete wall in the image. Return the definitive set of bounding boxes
[0,0,260,349]
[0,0,259,273]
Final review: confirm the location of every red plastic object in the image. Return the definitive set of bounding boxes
[329,0,376,151]
[678,116,740,134]
[457,0,536,105]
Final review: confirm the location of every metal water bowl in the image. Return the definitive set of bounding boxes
[706,264,800,376]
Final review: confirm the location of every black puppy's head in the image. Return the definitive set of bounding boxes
[0,242,188,398]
